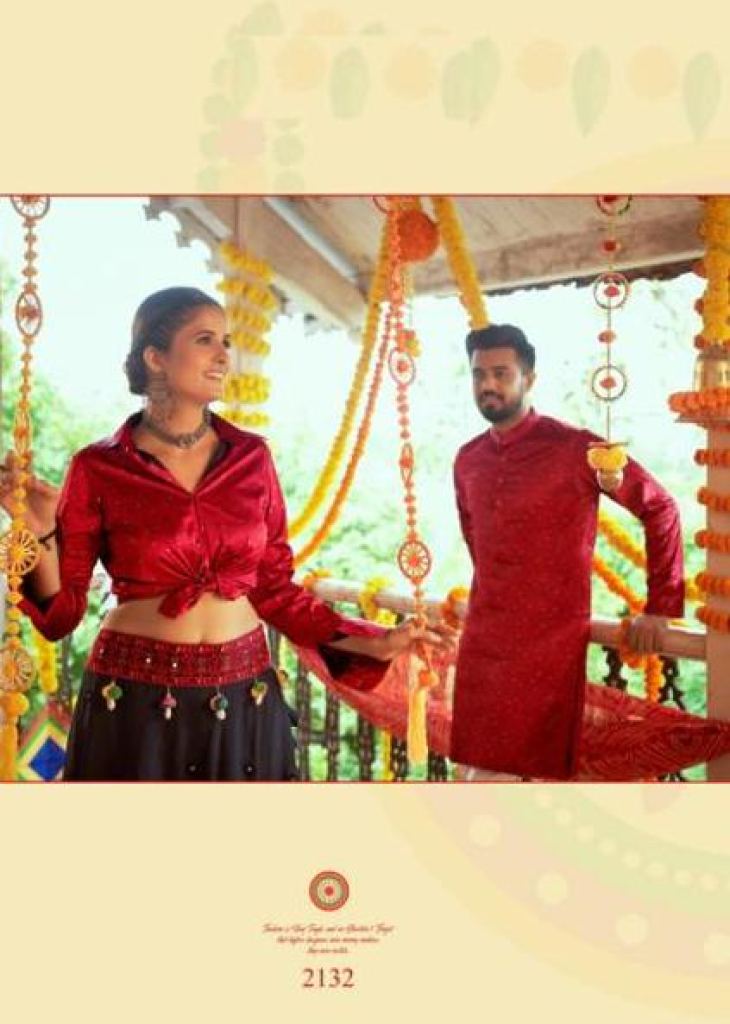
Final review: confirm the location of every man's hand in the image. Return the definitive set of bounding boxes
[625,614,669,655]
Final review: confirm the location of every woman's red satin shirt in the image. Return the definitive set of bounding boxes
[20,413,383,671]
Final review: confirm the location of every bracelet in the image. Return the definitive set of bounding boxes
[37,527,57,551]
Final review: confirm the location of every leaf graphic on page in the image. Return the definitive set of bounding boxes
[441,38,500,124]
[683,52,722,139]
[330,48,370,118]
[237,2,283,34]
[572,47,610,135]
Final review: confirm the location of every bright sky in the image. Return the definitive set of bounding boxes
[0,197,705,525]
[0,196,703,438]
[0,195,708,591]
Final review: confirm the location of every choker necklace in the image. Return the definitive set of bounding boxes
[142,408,212,449]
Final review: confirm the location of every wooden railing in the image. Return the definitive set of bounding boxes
[268,578,706,782]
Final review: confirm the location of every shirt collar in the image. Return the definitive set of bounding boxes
[488,408,540,449]
[106,410,245,452]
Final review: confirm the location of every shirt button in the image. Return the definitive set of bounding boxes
[187,764,198,775]
[244,763,255,777]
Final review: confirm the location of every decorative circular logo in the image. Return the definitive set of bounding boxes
[309,871,350,912]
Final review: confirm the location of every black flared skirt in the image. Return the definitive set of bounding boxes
[63,666,299,782]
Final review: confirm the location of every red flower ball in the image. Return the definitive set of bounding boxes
[397,210,440,262]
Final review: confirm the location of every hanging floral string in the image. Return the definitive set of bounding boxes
[357,576,398,626]
[288,220,390,539]
[293,305,392,567]
[217,241,278,431]
[586,195,632,492]
[32,627,57,695]
[592,553,662,701]
[380,196,440,763]
[431,197,488,330]
[0,197,50,780]
[668,198,730,636]
[598,510,701,603]
[617,620,663,703]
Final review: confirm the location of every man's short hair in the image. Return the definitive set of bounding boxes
[465,324,536,372]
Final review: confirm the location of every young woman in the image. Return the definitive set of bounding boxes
[2,286,451,781]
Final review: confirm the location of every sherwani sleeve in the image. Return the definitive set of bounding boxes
[581,435,684,617]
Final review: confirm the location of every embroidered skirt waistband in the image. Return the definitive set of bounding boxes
[87,625,271,686]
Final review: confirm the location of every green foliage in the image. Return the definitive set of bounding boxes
[1,264,115,726]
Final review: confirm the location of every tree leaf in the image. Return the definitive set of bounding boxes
[683,52,722,140]
[330,48,370,119]
[468,37,500,125]
[441,39,500,124]
[442,50,471,121]
[572,47,610,135]
[237,2,283,35]
[202,94,235,126]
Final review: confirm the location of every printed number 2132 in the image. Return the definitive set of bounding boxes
[302,967,355,988]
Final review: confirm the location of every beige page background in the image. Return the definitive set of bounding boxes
[1,1,730,1020]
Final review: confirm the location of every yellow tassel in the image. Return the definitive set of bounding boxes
[0,693,26,781]
[0,724,18,781]
[406,656,432,765]
[381,731,394,781]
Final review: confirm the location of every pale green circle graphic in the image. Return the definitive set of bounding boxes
[380,785,730,1019]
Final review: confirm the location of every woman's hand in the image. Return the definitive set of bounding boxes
[375,617,459,662]
[0,451,60,536]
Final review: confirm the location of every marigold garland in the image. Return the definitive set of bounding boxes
[597,511,700,603]
[288,219,391,540]
[695,528,730,554]
[358,576,398,626]
[592,553,644,614]
[694,447,730,467]
[694,197,730,351]
[669,387,730,416]
[440,586,469,628]
[293,285,392,567]
[430,197,489,330]
[695,571,730,598]
[220,408,270,429]
[617,620,663,703]
[32,627,57,695]
[223,372,270,405]
[697,486,730,513]
[696,605,730,633]
[218,241,278,432]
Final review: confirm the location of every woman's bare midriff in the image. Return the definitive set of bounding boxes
[101,592,262,644]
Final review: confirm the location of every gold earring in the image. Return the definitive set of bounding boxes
[146,370,172,421]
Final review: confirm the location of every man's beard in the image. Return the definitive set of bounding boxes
[478,394,524,423]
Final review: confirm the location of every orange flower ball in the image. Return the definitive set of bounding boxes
[397,209,440,262]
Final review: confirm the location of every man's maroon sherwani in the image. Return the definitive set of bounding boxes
[450,409,685,779]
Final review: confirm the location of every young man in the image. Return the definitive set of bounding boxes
[451,324,684,781]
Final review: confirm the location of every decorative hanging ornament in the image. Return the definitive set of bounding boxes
[101,681,123,711]
[588,196,632,492]
[372,196,440,263]
[251,680,268,706]
[210,692,229,720]
[161,688,177,720]
[379,197,438,766]
[0,196,50,781]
